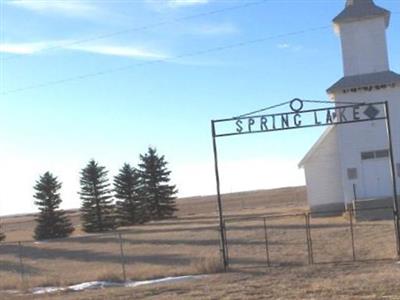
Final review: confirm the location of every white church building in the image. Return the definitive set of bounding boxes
[299,0,400,213]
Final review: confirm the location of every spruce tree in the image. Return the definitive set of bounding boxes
[138,148,177,220]
[0,225,5,242]
[80,160,115,232]
[33,172,74,240]
[114,163,143,226]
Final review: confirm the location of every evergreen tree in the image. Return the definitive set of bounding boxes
[114,163,143,226]
[33,172,74,240]
[80,160,115,232]
[0,224,5,242]
[138,148,177,220]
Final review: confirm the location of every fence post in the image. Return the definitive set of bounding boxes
[349,209,356,261]
[117,233,127,282]
[223,221,229,267]
[352,183,357,201]
[393,211,399,259]
[306,213,314,264]
[304,213,313,265]
[217,226,223,262]
[263,218,271,267]
[17,241,25,286]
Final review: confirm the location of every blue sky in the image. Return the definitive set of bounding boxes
[1,0,399,215]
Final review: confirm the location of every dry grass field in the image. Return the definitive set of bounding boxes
[2,186,400,300]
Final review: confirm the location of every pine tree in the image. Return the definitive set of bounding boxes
[114,163,144,226]
[33,172,74,240]
[80,160,115,232]
[138,148,177,220]
[0,224,5,242]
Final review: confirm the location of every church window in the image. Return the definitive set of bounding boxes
[347,168,357,180]
[361,151,374,160]
[375,150,389,158]
[361,149,389,160]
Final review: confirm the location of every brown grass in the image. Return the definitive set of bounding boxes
[95,272,125,283]
[1,186,399,300]
[191,256,224,274]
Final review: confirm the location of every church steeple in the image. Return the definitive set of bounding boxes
[346,0,369,6]
[333,0,390,77]
[334,0,390,26]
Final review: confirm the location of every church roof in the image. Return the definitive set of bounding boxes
[333,0,390,25]
[327,71,400,94]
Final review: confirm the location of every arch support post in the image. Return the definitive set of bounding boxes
[384,101,400,258]
[211,120,228,270]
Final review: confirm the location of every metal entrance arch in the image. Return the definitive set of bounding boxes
[211,99,400,270]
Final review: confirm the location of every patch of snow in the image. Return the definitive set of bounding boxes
[3,290,19,294]
[68,281,122,291]
[33,241,48,244]
[28,274,206,295]
[32,287,65,294]
[125,275,204,288]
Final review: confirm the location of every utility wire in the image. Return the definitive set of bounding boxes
[2,0,270,61]
[236,101,291,118]
[0,25,329,95]
[2,5,398,94]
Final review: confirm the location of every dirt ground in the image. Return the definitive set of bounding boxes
[5,262,400,300]
[1,186,400,299]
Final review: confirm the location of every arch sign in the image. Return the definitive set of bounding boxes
[214,98,384,137]
[211,99,399,270]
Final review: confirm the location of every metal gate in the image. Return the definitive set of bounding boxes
[211,99,400,270]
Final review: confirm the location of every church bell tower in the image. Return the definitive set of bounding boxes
[333,0,390,77]
[299,0,400,214]
[327,0,400,96]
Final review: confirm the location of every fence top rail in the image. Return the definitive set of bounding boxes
[225,212,307,222]
[224,206,395,222]
[311,206,394,216]
[0,230,126,245]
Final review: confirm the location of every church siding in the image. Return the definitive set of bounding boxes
[304,127,344,212]
[335,87,400,204]
[339,17,389,76]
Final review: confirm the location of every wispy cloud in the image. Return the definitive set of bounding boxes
[146,0,209,10]
[194,22,239,35]
[0,41,168,60]
[167,0,209,7]
[66,44,168,59]
[277,43,290,49]
[6,0,101,18]
[0,41,65,54]
[277,43,303,52]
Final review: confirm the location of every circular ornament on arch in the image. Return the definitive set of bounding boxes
[290,98,304,112]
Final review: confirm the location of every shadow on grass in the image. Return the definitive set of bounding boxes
[49,222,356,244]
[0,259,41,275]
[0,244,193,266]
[41,234,303,247]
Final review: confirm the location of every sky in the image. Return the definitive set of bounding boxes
[0,0,399,216]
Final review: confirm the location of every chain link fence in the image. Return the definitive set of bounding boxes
[0,219,221,290]
[224,207,398,268]
[1,206,398,290]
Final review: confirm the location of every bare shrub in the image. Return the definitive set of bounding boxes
[36,276,62,287]
[96,272,124,283]
[191,256,224,274]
